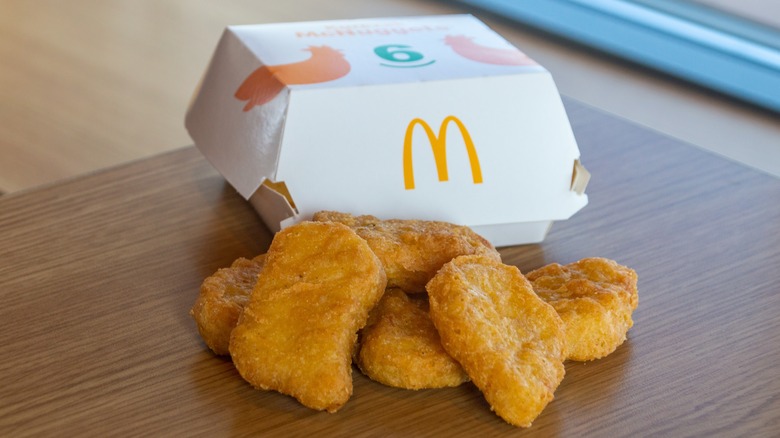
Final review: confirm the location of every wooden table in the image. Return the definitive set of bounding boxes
[1,100,778,436]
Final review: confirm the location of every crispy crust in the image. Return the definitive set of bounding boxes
[427,255,566,427]
[356,288,469,390]
[312,211,500,292]
[526,257,638,361]
[190,254,266,355]
[228,222,387,412]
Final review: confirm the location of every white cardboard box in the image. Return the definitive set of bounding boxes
[186,14,589,247]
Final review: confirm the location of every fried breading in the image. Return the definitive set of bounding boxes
[229,221,387,412]
[426,255,566,428]
[526,257,638,361]
[356,288,469,390]
[312,211,500,293]
[190,254,265,355]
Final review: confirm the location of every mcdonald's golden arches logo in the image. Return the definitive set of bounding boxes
[402,115,483,190]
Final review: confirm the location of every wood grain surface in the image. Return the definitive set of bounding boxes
[1,100,779,436]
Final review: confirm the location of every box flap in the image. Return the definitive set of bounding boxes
[185,28,289,199]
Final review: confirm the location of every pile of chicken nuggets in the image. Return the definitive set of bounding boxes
[190,211,638,428]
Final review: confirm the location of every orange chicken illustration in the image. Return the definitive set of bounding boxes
[235,45,350,111]
[444,35,537,66]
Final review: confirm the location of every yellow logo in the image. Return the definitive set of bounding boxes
[402,115,483,190]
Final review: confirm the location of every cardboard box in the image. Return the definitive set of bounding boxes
[186,14,589,247]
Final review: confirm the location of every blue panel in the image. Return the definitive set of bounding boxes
[454,0,780,112]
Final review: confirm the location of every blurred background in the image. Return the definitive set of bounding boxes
[1,0,778,195]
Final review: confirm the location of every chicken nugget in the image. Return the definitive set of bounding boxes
[229,221,387,412]
[526,257,638,361]
[190,254,265,355]
[426,255,566,428]
[313,211,500,292]
[356,288,469,390]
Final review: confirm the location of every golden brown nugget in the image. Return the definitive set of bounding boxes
[356,288,469,390]
[526,257,638,361]
[229,222,387,413]
[426,255,566,428]
[190,254,265,355]
[313,211,500,292]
